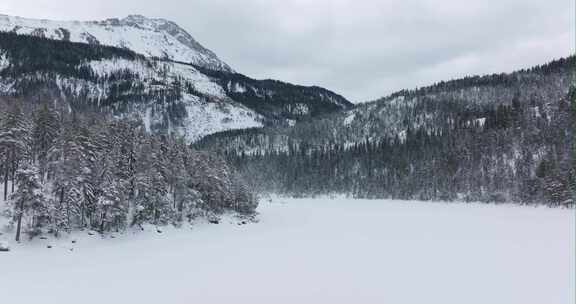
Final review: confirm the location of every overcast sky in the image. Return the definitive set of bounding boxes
[1,0,573,102]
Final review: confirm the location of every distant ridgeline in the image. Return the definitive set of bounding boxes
[0,32,352,141]
[191,65,352,120]
[196,56,576,206]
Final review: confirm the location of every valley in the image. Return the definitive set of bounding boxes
[1,196,573,303]
[0,7,573,303]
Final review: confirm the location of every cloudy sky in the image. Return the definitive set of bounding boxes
[0,0,573,102]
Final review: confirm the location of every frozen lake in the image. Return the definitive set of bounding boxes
[1,197,574,304]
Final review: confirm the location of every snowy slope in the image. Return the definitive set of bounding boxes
[0,196,574,304]
[79,57,228,99]
[0,53,263,142]
[0,18,352,142]
[0,14,233,72]
[82,58,263,142]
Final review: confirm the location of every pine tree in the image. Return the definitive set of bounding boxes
[32,103,60,182]
[9,163,46,242]
[93,152,126,232]
[0,103,32,201]
[0,98,258,238]
[569,85,576,203]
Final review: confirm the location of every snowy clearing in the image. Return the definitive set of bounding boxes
[1,197,574,304]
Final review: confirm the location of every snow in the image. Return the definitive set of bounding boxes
[181,96,263,142]
[132,90,262,142]
[79,59,228,99]
[169,62,227,98]
[0,55,262,142]
[81,57,154,79]
[0,196,573,304]
[0,14,290,143]
[397,129,407,142]
[0,14,231,71]
[466,117,487,128]
[0,51,9,72]
[287,103,310,115]
[228,81,248,93]
[142,107,153,132]
[343,112,356,126]
[476,117,486,127]
[533,106,542,118]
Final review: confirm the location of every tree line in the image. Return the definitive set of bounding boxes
[197,56,575,207]
[0,97,257,242]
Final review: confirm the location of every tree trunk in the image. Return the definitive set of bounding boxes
[15,199,24,242]
[59,187,68,229]
[173,188,177,210]
[80,200,85,228]
[3,161,8,201]
[11,159,16,194]
[99,206,108,234]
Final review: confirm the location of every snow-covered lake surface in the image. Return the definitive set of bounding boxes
[1,197,574,304]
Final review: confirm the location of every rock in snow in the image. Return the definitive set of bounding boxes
[0,240,10,251]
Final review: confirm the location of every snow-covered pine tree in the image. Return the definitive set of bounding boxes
[9,163,47,242]
[46,114,90,231]
[133,136,171,227]
[570,85,576,204]
[32,103,60,182]
[167,137,200,223]
[0,97,258,238]
[93,151,126,233]
[0,102,32,201]
[230,172,258,215]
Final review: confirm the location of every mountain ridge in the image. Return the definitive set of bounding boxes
[195,56,575,206]
[0,17,353,142]
[0,13,233,72]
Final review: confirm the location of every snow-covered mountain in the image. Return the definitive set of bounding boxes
[0,14,352,142]
[196,57,575,205]
[0,14,233,72]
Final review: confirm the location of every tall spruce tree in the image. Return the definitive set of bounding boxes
[10,163,46,242]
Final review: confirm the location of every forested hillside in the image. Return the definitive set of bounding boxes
[0,31,352,142]
[193,65,353,121]
[197,57,575,206]
[0,97,256,242]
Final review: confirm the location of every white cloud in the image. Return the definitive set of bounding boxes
[0,0,572,102]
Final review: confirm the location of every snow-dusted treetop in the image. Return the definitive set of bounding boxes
[0,14,233,72]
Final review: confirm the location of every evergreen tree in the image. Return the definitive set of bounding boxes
[32,103,60,182]
[0,102,31,201]
[9,163,47,242]
[0,98,258,240]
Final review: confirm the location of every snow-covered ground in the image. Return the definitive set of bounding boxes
[0,197,574,304]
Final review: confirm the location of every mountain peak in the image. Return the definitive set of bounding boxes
[0,13,233,72]
[123,14,149,21]
[118,15,225,67]
[101,14,169,28]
